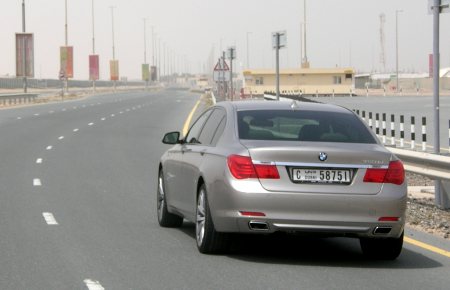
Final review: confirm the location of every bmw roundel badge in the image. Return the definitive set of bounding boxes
[318,152,328,162]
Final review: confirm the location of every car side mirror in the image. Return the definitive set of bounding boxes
[162,131,181,145]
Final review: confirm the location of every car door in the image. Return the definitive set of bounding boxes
[175,109,213,216]
[181,109,227,218]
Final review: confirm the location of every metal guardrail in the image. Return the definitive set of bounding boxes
[0,93,38,106]
[389,147,450,208]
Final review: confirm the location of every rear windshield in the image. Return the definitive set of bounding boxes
[237,110,376,144]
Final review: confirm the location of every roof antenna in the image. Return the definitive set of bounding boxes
[291,100,300,110]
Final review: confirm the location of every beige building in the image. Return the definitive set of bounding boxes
[243,67,354,96]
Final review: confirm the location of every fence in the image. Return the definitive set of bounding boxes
[353,109,450,154]
[0,77,147,89]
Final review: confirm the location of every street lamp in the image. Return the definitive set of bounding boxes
[272,31,287,101]
[21,0,27,93]
[227,47,236,101]
[396,10,403,93]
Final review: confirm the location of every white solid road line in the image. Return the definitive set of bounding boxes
[36,158,43,164]
[88,122,94,126]
[33,178,42,186]
[84,279,105,290]
[73,128,79,132]
[46,145,53,150]
[42,212,58,225]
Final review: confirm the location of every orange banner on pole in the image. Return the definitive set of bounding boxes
[60,46,74,78]
[16,33,34,77]
[110,60,119,81]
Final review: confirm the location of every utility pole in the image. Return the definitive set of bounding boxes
[110,6,116,90]
[91,0,96,91]
[273,31,287,101]
[143,18,148,89]
[227,47,236,101]
[64,0,69,93]
[302,0,309,67]
[432,0,443,207]
[396,10,403,93]
[21,0,27,93]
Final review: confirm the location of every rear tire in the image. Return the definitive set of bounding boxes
[196,184,230,254]
[360,231,404,260]
[157,170,183,228]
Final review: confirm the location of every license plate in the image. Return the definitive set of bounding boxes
[291,168,351,184]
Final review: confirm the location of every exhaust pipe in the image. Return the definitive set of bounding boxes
[249,221,269,231]
[373,226,392,235]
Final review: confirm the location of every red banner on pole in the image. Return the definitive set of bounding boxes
[60,46,74,78]
[110,60,119,81]
[89,55,99,81]
[16,33,34,77]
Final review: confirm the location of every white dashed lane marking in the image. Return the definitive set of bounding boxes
[36,158,43,164]
[119,111,123,114]
[42,212,58,225]
[62,108,66,111]
[17,117,22,120]
[33,178,42,186]
[88,122,94,126]
[101,118,106,121]
[49,110,54,114]
[58,136,64,140]
[84,279,105,290]
[73,128,79,132]
[46,146,53,150]
[34,113,39,116]
[111,114,115,117]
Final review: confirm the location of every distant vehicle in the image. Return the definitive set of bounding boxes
[157,101,406,259]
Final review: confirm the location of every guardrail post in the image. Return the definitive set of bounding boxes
[439,180,450,209]
[400,115,405,148]
[356,109,360,116]
[448,120,450,153]
[422,117,427,152]
[382,113,387,144]
[411,116,416,150]
[369,112,373,130]
[362,111,366,122]
[375,113,380,136]
[391,114,395,146]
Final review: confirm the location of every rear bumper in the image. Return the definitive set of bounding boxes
[207,179,407,238]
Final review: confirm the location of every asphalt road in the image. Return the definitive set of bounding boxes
[1,89,450,289]
[316,95,450,153]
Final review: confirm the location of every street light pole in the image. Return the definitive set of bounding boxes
[64,0,69,93]
[143,18,148,89]
[22,0,27,93]
[91,0,96,91]
[110,6,116,90]
[396,10,403,93]
[275,33,280,101]
[227,47,235,101]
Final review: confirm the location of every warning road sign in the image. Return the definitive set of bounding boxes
[213,58,230,82]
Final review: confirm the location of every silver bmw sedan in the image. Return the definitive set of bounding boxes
[158,100,407,259]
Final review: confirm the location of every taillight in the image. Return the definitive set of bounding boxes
[227,155,279,180]
[384,160,405,185]
[363,160,405,185]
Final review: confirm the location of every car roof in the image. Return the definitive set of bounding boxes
[218,100,352,114]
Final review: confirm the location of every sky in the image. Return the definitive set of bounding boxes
[0,0,449,80]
